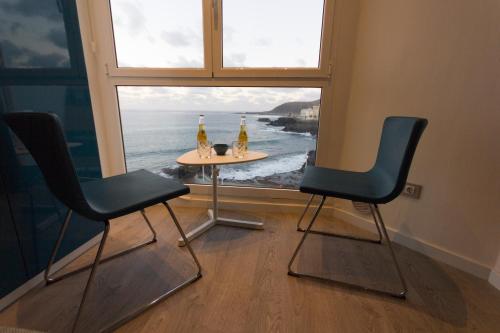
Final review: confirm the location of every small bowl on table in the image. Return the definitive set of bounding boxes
[213,143,229,156]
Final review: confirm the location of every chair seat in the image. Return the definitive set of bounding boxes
[300,166,388,203]
[81,169,190,220]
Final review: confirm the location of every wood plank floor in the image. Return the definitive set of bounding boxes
[1,204,499,332]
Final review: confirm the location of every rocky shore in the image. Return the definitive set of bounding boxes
[258,117,318,136]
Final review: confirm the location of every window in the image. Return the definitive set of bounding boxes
[118,87,320,189]
[110,0,205,68]
[222,0,325,68]
[89,0,335,191]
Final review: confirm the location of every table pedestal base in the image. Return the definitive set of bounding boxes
[177,165,264,246]
[178,209,264,246]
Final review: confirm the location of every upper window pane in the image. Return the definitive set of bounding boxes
[0,0,70,68]
[110,0,204,68]
[222,0,324,68]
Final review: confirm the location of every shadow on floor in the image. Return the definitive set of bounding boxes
[293,230,468,328]
[9,237,199,333]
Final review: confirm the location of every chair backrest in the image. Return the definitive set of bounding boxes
[3,112,90,213]
[371,116,428,202]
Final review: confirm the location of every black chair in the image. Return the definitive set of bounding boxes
[3,112,202,332]
[289,116,428,298]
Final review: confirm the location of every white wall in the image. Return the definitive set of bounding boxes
[333,0,500,280]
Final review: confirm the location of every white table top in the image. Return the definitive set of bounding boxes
[177,149,268,166]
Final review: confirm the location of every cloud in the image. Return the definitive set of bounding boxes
[224,53,247,67]
[47,28,67,49]
[112,1,147,37]
[169,56,203,68]
[0,39,69,67]
[0,0,62,21]
[296,58,307,66]
[9,22,22,34]
[162,30,191,47]
[255,38,271,47]
[223,26,236,43]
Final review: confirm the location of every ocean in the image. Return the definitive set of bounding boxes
[120,110,317,188]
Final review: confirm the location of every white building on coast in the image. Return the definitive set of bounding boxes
[299,105,320,120]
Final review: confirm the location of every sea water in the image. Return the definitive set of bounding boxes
[121,110,317,188]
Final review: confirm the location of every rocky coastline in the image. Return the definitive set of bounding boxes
[258,117,318,136]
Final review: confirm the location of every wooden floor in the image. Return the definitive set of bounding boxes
[1,204,499,332]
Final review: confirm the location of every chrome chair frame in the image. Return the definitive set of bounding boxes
[45,202,202,333]
[289,194,408,299]
[296,195,382,243]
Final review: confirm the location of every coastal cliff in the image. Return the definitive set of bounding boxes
[252,99,320,136]
[262,117,318,136]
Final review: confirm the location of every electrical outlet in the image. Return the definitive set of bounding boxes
[402,182,422,199]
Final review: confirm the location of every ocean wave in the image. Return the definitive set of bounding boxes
[249,138,284,146]
[262,126,285,133]
[126,147,191,158]
[261,126,312,137]
[219,153,307,180]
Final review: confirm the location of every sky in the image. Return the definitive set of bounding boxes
[0,0,325,112]
[118,86,321,112]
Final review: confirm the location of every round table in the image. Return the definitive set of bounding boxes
[176,149,268,246]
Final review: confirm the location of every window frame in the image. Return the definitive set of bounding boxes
[104,0,214,78]
[212,0,334,78]
[99,0,334,78]
[79,0,337,197]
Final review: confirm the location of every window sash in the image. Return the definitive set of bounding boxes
[101,0,334,78]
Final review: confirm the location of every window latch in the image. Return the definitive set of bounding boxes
[213,0,219,31]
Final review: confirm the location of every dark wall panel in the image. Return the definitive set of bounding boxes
[0,0,102,295]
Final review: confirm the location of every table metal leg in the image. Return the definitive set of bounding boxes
[178,164,264,246]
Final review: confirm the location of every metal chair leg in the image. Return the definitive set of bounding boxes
[371,204,408,298]
[296,194,315,230]
[297,196,382,244]
[163,202,202,274]
[140,209,157,241]
[53,204,202,332]
[45,209,158,285]
[288,196,326,273]
[104,203,203,331]
[44,209,73,284]
[72,221,110,333]
[288,198,407,299]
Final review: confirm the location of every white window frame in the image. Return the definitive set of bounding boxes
[78,0,338,198]
[212,0,335,78]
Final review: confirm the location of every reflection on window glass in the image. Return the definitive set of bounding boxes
[118,87,321,189]
[0,0,70,68]
[110,0,204,68]
[1,85,101,179]
[223,0,324,68]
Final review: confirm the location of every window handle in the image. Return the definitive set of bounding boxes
[213,0,219,31]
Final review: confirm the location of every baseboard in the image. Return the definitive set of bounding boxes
[333,207,492,280]
[0,232,103,312]
[489,270,500,290]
